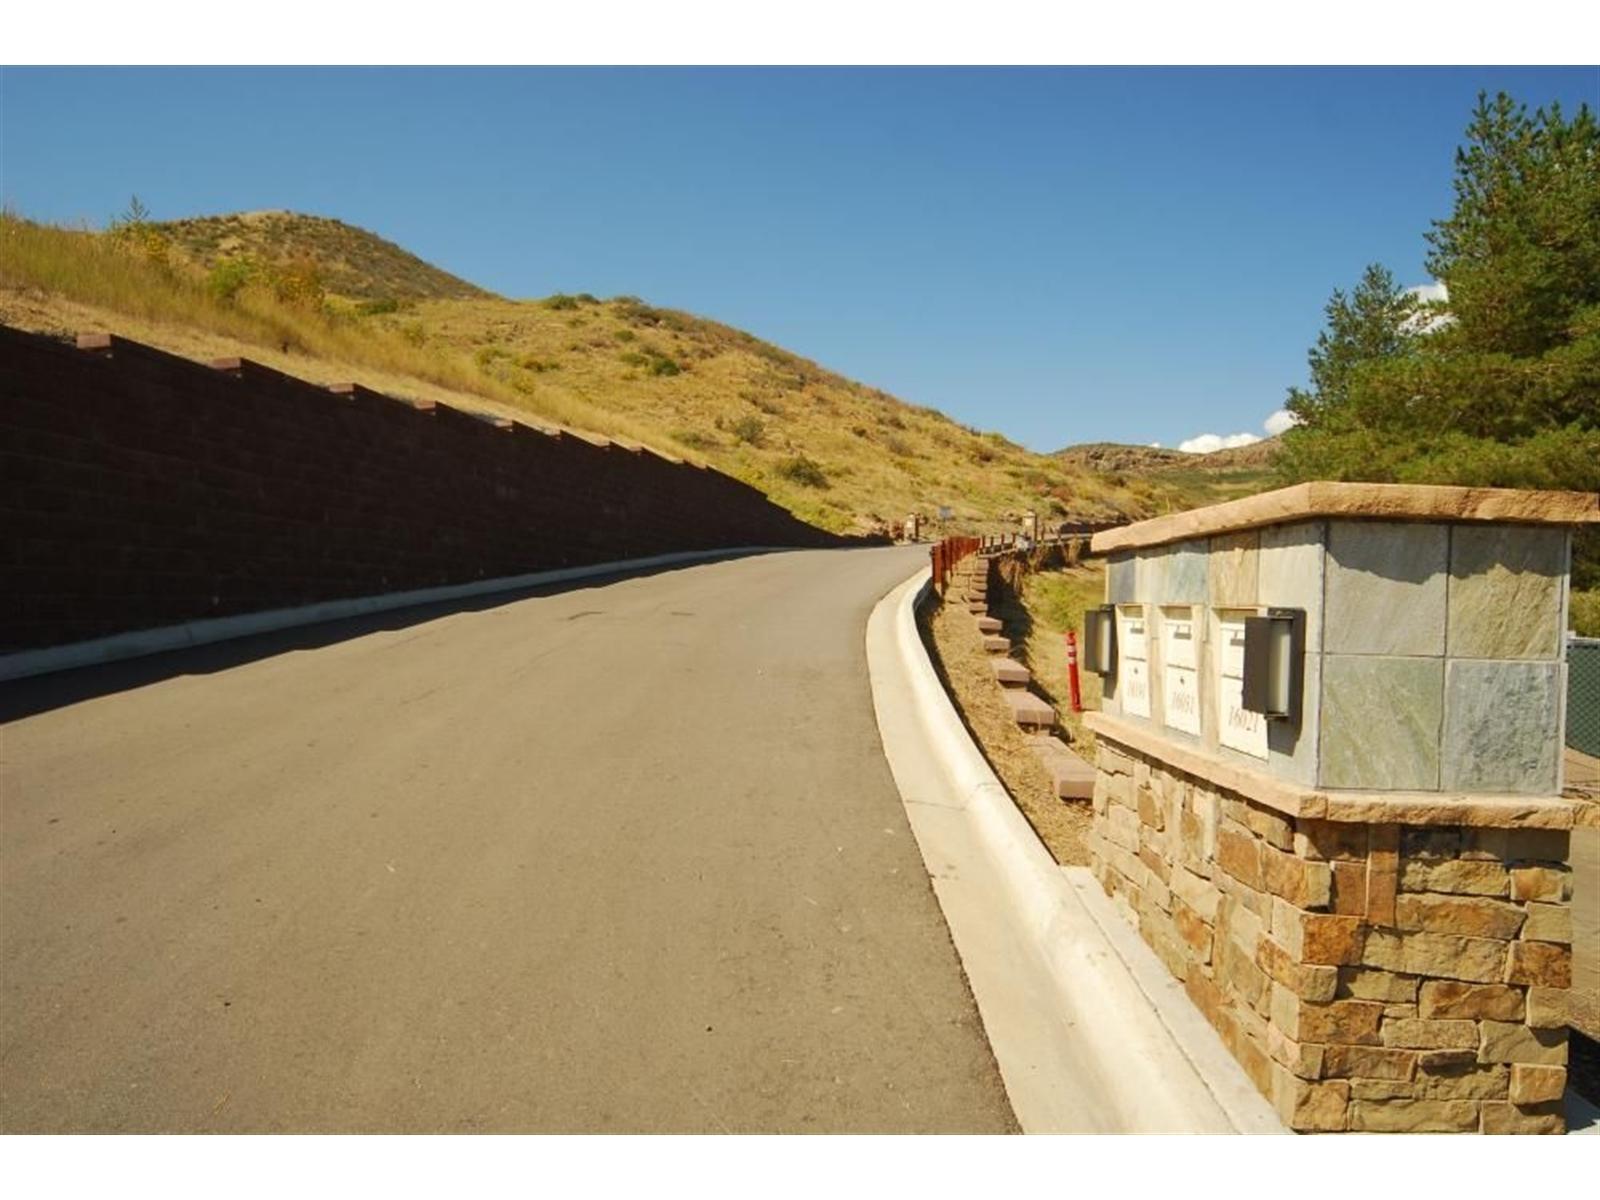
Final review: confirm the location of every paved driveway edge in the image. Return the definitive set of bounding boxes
[0,546,783,682]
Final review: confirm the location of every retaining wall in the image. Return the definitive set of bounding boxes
[1090,737,1573,1133]
[0,324,857,653]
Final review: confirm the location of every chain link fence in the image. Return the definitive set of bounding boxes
[1569,635,1600,761]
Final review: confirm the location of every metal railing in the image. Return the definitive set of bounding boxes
[929,536,980,594]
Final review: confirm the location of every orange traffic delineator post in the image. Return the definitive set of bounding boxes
[1066,629,1084,713]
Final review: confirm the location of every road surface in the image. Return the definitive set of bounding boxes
[0,545,1016,1132]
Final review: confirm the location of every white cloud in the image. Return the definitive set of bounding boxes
[1178,431,1260,454]
[1404,280,1454,333]
[1177,407,1302,454]
[1173,285,1446,457]
[1263,409,1301,437]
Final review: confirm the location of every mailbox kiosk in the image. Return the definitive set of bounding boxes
[1080,482,1599,1134]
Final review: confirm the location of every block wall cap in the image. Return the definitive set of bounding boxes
[509,422,562,440]
[76,332,194,371]
[1090,482,1600,553]
[1084,711,1588,829]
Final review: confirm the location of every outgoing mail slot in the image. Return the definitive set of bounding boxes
[1217,611,1267,759]
[1161,607,1197,670]
[1118,606,1148,661]
[1220,618,1248,678]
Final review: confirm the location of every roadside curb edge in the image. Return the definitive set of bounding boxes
[866,564,1286,1134]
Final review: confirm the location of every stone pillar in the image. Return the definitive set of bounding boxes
[1082,482,1598,1134]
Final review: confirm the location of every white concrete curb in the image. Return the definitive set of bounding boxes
[866,566,1286,1133]
[0,546,785,682]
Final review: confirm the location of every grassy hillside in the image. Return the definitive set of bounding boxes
[1054,439,1280,511]
[1053,438,1278,474]
[159,211,488,302]
[1,208,1260,533]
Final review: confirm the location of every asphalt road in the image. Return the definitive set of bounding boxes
[0,545,1017,1132]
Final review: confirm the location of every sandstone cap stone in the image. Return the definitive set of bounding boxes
[1091,481,1600,554]
[1086,713,1591,829]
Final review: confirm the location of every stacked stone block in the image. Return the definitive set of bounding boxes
[1091,740,1573,1133]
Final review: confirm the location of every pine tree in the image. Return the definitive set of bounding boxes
[1284,263,1419,428]
[1277,91,1600,607]
[1424,93,1600,358]
[1281,90,1599,471]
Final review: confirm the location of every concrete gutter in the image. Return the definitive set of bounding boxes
[866,566,1286,1133]
[0,546,783,683]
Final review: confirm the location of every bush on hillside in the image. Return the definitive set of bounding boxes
[206,258,255,305]
[729,415,765,446]
[270,255,326,309]
[775,454,829,488]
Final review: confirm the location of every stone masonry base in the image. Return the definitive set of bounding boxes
[1090,738,1573,1134]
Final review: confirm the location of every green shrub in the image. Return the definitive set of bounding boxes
[1571,589,1600,636]
[544,293,580,310]
[206,258,254,305]
[775,454,829,488]
[614,297,690,332]
[106,195,171,269]
[731,415,766,446]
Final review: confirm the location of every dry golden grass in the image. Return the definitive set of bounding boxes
[1006,558,1109,755]
[1,209,1249,534]
[0,214,700,452]
[1572,588,1600,636]
[919,574,1090,866]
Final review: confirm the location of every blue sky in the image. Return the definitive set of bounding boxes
[2,66,1595,451]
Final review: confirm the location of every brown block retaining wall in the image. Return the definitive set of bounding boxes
[0,324,860,653]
